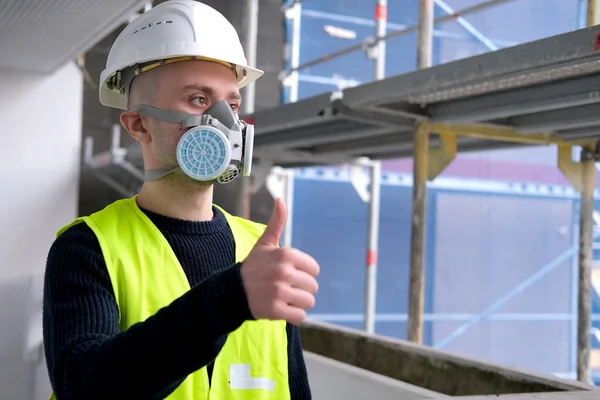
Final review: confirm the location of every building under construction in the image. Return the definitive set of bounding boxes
[1,0,600,399]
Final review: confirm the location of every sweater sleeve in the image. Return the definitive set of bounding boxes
[43,223,252,399]
[286,323,312,399]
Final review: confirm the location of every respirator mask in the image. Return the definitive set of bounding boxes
[132,100,254,184]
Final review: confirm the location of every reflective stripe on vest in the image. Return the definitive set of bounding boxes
[50,197,290,400]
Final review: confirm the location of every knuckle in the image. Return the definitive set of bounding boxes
[273,281,287,298]
[276,264,294,281]
[278,247,295,261]
[268,300,283,318]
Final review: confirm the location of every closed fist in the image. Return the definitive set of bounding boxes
[241,198,320,325]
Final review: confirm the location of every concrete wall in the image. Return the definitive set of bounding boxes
[300,320,597,397]
[305,351,447,400]
[79,0,284,218]
[0,63,82,399]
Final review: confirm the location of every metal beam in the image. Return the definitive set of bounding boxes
[511,103,600,134]
[341,23,600,109]
[429,74,600,123]
[257,125,398,150]
[256,121,397,149]
[424,122,595,147]
[310,131,413,155]
[254,148,352,166]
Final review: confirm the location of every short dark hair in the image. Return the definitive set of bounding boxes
[127,67,164,109]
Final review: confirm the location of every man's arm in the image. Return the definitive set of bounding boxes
[43,223,251,399]
[286,323,312,399]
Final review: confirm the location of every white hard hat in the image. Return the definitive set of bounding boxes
[99,0,264,110]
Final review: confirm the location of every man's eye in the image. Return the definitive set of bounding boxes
[230,104,238,111]
[192,97,207,106]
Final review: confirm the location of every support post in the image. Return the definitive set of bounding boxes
[242,0,259,115]
[287,1,302,103]
[408,126,430,343]
[407,0,434,344]
[362,0,387,336]
[374,0,387,80]
[283,169,295,247]
[236,0,259,218]
[364,161,382,334]
[588,0,598,28]
[577,146,595,384]
[575,0,598,382]
[417,0,434,69]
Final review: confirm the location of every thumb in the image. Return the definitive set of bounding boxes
[257,197,287,246]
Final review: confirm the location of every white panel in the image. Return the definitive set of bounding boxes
[0,61,82,400]
[0,0,149,74]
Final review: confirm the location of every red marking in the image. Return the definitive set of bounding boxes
[243,117,255,125]
[375,5,387,21]
[594,33,600,50]
[366,250,378,266]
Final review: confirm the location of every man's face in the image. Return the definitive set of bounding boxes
[140,60,241,188]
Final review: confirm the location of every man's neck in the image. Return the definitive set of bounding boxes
[136,180,214,222]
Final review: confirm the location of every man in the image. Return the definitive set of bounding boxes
[42,1,319,399]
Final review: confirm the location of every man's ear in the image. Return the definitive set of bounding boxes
[120,111,151,144]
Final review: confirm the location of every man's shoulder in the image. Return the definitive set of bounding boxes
[214,206,266,233]
[50,220,102,257]
[46,220,107,285]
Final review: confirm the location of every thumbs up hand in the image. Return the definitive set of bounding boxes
[240,198,320,325]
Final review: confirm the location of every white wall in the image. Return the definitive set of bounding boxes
[0,62,82,400]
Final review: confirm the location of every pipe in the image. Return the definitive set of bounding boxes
[363,0,386,335]
[242,0,259,115]
[576,1,598,382]
[236,0,260,218]
[364,160,382,334]
[407,0,434,344]
[577,147,595,384]
[287,0,514,75]
[283,169,295,247]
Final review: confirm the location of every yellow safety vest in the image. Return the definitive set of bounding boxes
[50,197,290,400]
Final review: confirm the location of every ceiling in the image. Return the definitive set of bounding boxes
[0,0,149,74]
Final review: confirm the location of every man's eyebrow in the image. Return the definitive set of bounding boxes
[182,84,241,101]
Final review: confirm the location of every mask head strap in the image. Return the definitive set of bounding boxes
[130,102,248,182]
[130,105,207,181]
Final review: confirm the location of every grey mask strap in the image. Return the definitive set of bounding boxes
[131,104,194,124]
[130,105,202,182]
[144,167,180,182]
[130,102,237,182]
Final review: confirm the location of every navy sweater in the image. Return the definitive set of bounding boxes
[43,206,311,399]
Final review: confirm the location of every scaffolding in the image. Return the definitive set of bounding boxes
[257,0,600,384]
[83,0,600,384]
